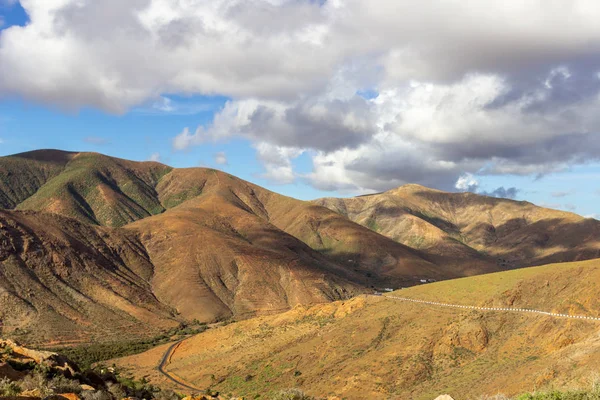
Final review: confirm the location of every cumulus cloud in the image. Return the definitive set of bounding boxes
[253,142,304,184]
[214,151,228,165]
[454,173,519,199]
[148,152,160,162]
[172,95,376,153]
[3,1,600,191]
[455,173,480,192]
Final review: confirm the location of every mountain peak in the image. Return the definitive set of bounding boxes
[387,183,445,195]
[10,149,79,164]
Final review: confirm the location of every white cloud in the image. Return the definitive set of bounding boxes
[214,151,227,165]
[3,1,600,190]
[254,142,303,184]
[455,173,479,192]
[148,152,160,162]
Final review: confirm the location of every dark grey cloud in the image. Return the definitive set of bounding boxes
[174,96,376,153]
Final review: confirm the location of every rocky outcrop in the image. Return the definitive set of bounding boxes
[0,339,79,377]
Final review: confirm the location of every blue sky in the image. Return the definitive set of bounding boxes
[1,1,599,217]
[0,96,327,200]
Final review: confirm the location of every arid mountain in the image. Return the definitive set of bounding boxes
[114,258,600,400]
[1,149,597,347]
[0,150,480,345]
[315,184,600,269]
[0,209,178,346]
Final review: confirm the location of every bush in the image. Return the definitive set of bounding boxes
[271,388,313,400]
[80,390,112,400]
[154,388,180,400]
[20,370,82,396]
[48,374,82,394]
[516,391,600,399]
[106,382,126,400]
[0,377,22,397]
[21,371,51,396]
[1,345,14,356]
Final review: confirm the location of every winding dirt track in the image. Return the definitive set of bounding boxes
[157,339,202,392]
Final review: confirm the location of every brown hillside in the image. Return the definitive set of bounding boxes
[314,184,600,268]
[0,210,178,346]
[114,259,600,400]
[2,150,594,346]
[1,150,496,289]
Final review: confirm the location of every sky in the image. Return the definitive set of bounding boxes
[0,1,599,217]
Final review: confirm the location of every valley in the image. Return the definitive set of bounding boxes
[0,149,599,399]
[114,258,600,399]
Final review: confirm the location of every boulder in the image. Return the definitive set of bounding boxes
[20,389,43,398]
[0,339,79,377]
[45,394,81,400]
[0,362,26,381]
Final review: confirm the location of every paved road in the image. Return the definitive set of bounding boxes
[381,294,600,321]
[157,339,202,392]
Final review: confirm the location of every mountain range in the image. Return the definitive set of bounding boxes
[0,149,598,345]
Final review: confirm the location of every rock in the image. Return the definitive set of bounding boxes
[0,339,79,377]
[45,394,81,400]
[0,362,26,381]
[20,389,43,398]
[181,396,213,400]
[434,396,455,400]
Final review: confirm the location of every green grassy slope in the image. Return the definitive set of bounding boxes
[14,152,171,226]
[0,150,74,208]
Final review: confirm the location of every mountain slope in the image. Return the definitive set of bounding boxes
[314,184,600,268]
[114,258,600,400]
[0,210,178,346]
[1,150,494,288]
[2,149,597,346]
[15,152,171,227]
[0,150,74,209]
[1,150,442,343]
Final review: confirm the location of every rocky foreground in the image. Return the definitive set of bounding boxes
[0,339,246,400]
